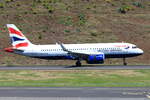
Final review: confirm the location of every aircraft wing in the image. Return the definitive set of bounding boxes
[59,43,102,59]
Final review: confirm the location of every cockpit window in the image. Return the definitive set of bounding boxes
[132,46,137,49]
[125,46,130,49]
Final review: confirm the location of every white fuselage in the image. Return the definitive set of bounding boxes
[15,43,143,60]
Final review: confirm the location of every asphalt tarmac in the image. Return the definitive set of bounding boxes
[0,87,149,100]
[0,65,150,70]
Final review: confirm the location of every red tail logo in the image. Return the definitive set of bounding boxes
[15,42,29,48]
[9,27,24,37]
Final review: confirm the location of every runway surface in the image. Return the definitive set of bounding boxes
[0,65,150,70]
[0,87,150,100]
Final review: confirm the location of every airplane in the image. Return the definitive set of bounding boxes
[4,24,144,66]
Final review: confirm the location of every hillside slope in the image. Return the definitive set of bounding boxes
[0,0,149,65]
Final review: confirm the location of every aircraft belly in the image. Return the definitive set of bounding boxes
[27,52,69,60]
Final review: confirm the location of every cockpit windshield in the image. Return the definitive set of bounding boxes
[132,46,137,49]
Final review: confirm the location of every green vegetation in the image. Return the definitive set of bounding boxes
[42,4,55,13]
[77,13,87,25]
[118,5,133,14]
[38,33,42,39]
[47,5,55,13]
[5,0,13,3]
[0,70,149,87]
[35,0,62,13]
[132,2,144,8]
[118,1,145,14]
[0,3,4,8]
[64,29,70,33]
[32,8,38,14]
[90,32,97,37]
[59,16,73,26]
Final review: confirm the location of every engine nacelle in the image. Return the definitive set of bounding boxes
[86,53,105,64]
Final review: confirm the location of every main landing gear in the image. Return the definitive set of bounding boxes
[123,58,127,66]
[76,60,81,66]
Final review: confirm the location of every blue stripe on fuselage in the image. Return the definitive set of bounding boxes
[105,53,142,58]
[30,53,142,60]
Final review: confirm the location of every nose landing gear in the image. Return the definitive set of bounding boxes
[76,60,81,66]
[123,58,127,66]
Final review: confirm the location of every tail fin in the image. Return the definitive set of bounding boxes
[6,24,33,48]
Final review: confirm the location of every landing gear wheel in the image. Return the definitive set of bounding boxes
[123,58,127,66]
[124,62,127,66]
[76,61,81,67]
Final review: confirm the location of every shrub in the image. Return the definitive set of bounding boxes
[118,5,133,14]
[104,0,112,3]
[5,0,13,3]
[0,3,4,8]
[90,32,97,36]
[76,29,81,32]
[32,8,38,14]
[42,0,50,3]
[15,2,21,7]
[47,5,55,13]
[85,4,91,10]
[34,0,42,3]
[50,0,61,3]
[38,33,42,39]
[42,2,55,13]
[132,2,144,8]
[64,29,70,33]
[42,3,49,8]
[59,16,73,26]
[78,13,87,25]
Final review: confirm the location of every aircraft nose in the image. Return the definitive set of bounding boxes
[138,49,144,55]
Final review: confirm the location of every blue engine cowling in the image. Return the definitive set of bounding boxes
[86,53,105,64]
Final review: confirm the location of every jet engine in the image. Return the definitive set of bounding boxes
[86,53,105,64]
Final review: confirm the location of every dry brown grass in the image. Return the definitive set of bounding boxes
[0,70,145,81]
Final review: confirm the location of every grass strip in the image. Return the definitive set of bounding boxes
[0,70,149,87]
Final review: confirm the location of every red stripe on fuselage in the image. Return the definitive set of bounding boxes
[15,42,28,48]
[114,45,127,47]
[9,28,24,37]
